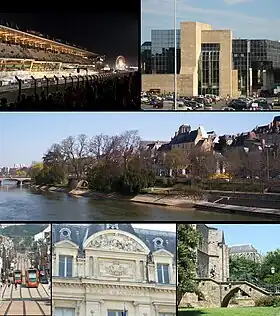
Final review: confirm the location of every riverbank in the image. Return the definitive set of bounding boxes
[31,185,280,217]
[32,185,201,208]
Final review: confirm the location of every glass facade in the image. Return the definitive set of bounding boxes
[232,39,280,93]
[141,30,180,74]
[199,43,220,96]
[141,41,152,74]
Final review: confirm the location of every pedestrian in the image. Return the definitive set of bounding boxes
[14,282,17,290]
[7,280,10,287]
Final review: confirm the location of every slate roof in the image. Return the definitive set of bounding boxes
[170,130,198,145]
[229,244,258,254]
[52,224,176,255]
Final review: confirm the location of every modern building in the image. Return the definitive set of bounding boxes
[142,22,280,97]
[52,224,176,316]
[141,22,238,97]
[229,244,263,262]
[232,39,280,95]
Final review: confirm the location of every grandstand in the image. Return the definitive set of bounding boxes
[0,24,105,88]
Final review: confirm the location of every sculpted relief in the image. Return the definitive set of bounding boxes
[100,260,134,278]
[88,233,144,252]
[105,261,128,276]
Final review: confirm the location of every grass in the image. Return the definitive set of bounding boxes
[178,307,280,316]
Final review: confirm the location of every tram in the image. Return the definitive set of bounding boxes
[25,268,39,288]
[14,270,22,284]
[39,268,48,284]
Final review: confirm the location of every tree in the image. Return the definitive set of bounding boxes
[177,224,201,305]
[43,143,65,167]
[61,134,90,180]
[229,256,261,283]
[87,160,120,192]
[34,165,65,185]
[260,249,280,284]
[189,148,217,180]
[28,162,44,179]
[164,148,189,178]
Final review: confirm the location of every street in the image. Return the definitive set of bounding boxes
[0,254,50,315]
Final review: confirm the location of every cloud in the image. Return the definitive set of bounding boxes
[224,0,254,4]
[142,0,280,32]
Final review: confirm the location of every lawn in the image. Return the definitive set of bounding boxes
[178,307,280,316]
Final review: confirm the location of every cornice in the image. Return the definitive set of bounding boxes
[53,278,176,293]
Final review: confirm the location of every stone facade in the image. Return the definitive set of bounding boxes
[179,225,269,308]
[52,224,176,316]
[196,224,229,283]
[142,22,239,97]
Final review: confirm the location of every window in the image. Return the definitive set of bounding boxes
[59,228,71,239]
[108,310,127,316]
[106,224,119,230]
[59,255,73,277]
[157,263,170,284]
[55,307,75,316]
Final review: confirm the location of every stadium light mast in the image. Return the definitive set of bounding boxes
[174,0,177,111]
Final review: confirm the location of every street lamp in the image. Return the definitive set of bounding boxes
[271,266,276,296]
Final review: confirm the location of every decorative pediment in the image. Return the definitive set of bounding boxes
[54,239,79,249]
[153,249,174,257]
[87,233,144,252]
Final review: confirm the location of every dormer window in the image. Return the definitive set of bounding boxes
[153,237,164,249]
[106,224,119,230]
[59,228,71,239]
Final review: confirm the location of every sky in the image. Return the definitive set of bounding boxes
[0,11,139,66]
[212,224,280,254]
[142,0,280,43]
[0,112,277,166]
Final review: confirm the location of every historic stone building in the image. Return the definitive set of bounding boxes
[179,225,267,308]
[229,244,263,262]
[196,224,229,282]
[52,224,176,316]
[180,225,230,308]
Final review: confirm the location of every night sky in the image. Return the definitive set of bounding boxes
[0,8,140,66]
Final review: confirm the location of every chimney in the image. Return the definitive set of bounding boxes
[175,132,178,137]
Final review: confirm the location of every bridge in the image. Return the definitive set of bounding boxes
[0,177,32,186]
[180,278,280,308]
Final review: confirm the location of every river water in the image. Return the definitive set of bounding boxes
[0,184,272,222]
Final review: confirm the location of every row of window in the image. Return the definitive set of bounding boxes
[58,256,171,284]
[55,308,175,316]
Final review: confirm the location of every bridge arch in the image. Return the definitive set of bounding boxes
[221,286,250,307]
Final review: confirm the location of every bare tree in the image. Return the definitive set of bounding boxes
[189,148,217,180]
[164,148,190,178]
[60,134,90,180]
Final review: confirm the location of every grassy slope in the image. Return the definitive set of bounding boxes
[178,307,280,316]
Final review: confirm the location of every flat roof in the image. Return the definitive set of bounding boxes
[0,24,99,57]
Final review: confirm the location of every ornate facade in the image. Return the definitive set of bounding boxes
[52,224,176,316]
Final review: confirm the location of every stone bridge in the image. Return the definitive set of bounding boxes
[180,278,277,308]
[0,177,32,186]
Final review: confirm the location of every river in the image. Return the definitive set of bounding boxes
[0,184,272,222]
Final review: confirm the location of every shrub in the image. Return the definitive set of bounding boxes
[255,296,280,307]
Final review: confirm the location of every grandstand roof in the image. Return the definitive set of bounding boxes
[0,24,99,57]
